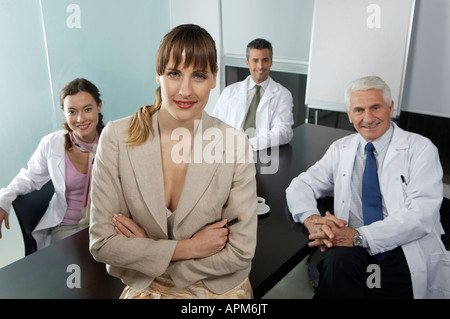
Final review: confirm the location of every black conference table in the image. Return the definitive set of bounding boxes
[0,123,353,299]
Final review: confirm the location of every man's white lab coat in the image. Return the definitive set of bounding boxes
[286,123,450,298]
[212,76,294,150]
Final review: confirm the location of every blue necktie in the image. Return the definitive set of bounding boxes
[362,143,383,225]
[362,142,389,260]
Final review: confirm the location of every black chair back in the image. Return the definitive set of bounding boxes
[440,197,450,250]
[12,181,55,255]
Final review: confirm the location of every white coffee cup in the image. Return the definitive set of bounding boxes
[257,196,269,215]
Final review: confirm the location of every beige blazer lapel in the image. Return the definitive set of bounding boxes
[173,112,222,225]
[127,114,168,236]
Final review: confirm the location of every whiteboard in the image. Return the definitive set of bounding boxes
[401,0,450,118]
[305,0,415,118]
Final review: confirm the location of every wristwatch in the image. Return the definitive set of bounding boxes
[353,229,363,247]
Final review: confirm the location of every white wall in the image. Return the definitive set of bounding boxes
[0,0,55,267]
[221,0,314,74]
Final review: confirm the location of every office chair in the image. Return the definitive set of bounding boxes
[440,197,450,250]
[12,181,55,256]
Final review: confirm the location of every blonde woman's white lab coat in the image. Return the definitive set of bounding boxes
[286,123,450,298]
[211,76,294,150]
[0,130,68,249]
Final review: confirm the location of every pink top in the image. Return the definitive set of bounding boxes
[63,152,88,224]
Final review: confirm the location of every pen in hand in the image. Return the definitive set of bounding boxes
[224,216,242,228]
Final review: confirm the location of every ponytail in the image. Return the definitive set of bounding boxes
[127,87,162,146]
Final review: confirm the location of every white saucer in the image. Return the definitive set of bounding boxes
[257,204,270,215]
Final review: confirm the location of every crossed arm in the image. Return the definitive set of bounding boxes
[111,213,229,261]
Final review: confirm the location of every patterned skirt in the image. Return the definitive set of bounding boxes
[120,273,253,299]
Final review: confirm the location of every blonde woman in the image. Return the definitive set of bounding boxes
[89,24,257,299]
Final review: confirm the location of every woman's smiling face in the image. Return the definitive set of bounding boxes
[63,90,102,143]
[157,50,217,124]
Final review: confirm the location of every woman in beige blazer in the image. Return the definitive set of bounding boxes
[89,24,257,299]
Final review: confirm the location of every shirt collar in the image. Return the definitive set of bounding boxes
[249,76,270,92]
[359,122,394,155]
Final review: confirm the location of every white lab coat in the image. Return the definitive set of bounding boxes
[211,76,294,150]
[0,130,68,249]
[286,123,450,298]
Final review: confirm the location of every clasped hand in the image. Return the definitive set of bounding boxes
[305,212,356,252]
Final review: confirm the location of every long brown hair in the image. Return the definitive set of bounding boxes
[60,78,105,150]
[127,24,218,146]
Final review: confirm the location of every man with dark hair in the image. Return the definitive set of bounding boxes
[212,38,294,151]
